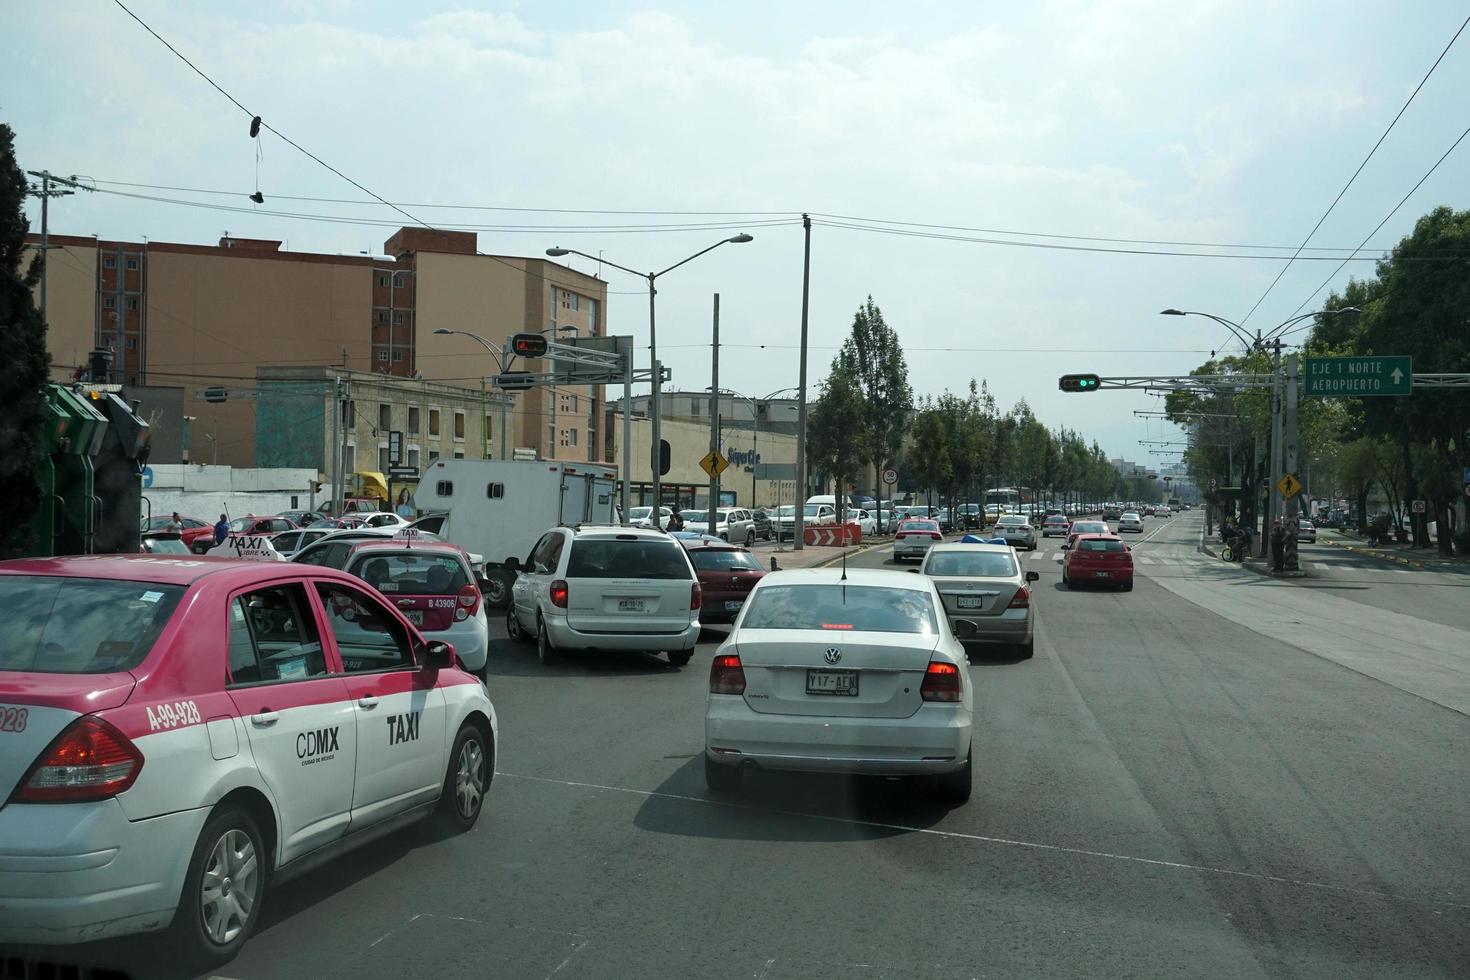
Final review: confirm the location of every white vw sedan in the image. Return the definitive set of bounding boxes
[703,568,974,803]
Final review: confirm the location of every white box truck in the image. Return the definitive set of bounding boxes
[411,459,621,608]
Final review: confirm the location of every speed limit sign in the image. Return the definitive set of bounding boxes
[882,468,898,485]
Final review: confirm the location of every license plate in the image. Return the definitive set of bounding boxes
[1094,571,1111,578]
[806,669,858,696]
[956,596,985,609]
[405,610,424,625]
[618,598,646,612]
[724,600,743,612]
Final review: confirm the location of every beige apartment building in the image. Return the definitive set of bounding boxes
[24,226,610,470]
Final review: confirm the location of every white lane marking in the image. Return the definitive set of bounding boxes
[1135,555,1156,565]
[495,771,1470,911]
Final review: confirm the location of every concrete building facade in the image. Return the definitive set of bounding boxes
[607,410,799,511]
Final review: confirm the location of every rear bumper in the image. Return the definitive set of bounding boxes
[0,799,207,944]
[426,615,489,671]
[893,542,933,558]
[949,609,1032,644]
[1066,565,1133,582]
[700,592,752,622]
[547,616,701,652]
[705,697,970,775]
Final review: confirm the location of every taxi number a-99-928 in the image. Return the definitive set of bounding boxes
[0,705,29,732]
[146,700,201,731]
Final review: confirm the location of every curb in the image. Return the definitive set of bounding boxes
[1320,538,1425,569]
[813,542,879,568]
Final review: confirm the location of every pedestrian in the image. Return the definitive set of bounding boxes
[1270,518,1286,572]
[667,506,685,532]
[166,511,183,533]
[396,489,414,520]
[214,513,230,544]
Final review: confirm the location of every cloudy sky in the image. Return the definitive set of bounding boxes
[7,1,1469,464]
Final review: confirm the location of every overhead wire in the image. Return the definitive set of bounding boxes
[1235,10,1470,328]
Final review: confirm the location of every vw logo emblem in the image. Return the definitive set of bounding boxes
[823,648,842,665]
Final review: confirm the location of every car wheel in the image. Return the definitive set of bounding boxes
[935,747,972,804]
[505,605,527,643]
[171,805,266,968]
[1122,580,1134,592]
[437,723,491,832]
[704,754,743,793]
[667,649,693,668]
[745,530,755,547]
[536,617,558,665]
[481,569,511,609]
[1017,637,1034,659]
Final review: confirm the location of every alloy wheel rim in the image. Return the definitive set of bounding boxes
[200,828,258,945]
[455,738,484,817]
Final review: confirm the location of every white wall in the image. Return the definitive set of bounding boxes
[141,464,329,522]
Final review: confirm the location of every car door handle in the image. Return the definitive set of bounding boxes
[357,696,379,708]
[251,711,279,727]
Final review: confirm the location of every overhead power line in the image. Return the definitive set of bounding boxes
[1236,10,1470,327]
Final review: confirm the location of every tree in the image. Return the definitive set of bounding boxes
[904,397,951,507]
[837,297,913,510]
[805,361,865,510]
[0,124,50,559]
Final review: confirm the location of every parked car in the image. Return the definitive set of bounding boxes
[505,525,702,666]
[343,538,489,677]
[143,515,215,552]
[140,530,191,554]
[703,568,973,802]
[992,514,1038,551]
[893,518,943,562]
[772,503,837,541]
[751,508,774,541]
[846,508,878,536]
[683,508,757,546]
[920,542,1039,656]
[679,539,766,623]
[1062,533,1134,591]
[629,506,673,529]
[276,509,318,527]
[268,527,335,558]
[1297,518,1317,543]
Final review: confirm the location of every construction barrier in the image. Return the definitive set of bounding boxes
[804,522,862,547]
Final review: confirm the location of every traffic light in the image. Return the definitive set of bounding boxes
[1058,374,1101,393]
[510,333,548,357]
[658,439,671,476]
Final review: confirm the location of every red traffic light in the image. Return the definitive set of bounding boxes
[510,333,548,357]
[1058,374,1101,393]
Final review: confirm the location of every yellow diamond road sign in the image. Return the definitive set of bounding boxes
[1277,473,1302,499]
[699,449,729,478]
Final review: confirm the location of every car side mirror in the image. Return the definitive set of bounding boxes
[1026,571,1040,583]
[908,567,920,573]
[424,640,456,669]
[504,556,520,572]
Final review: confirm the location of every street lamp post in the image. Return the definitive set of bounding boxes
[546,235,754,529]
[433,329,510,459]
[708,385,799,510]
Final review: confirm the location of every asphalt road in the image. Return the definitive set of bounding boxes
[60,516,1470,979]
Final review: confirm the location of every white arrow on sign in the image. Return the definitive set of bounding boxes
[1391,367,1404,384]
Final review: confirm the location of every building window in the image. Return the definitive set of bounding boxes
[408,448,420,468]
[393,312,403,324]
[588,298,599,336]
[454,451,465,459]
[408,407,420,433]
[377,311,389,324]
[429,450,440,462]
[103,296,115,309]
[378,448,390,472]
[126,297,138,310]
[125,257,138,271]
[568,428,578,447]
[343,400,355,430]
[570,293,579,311]
[379,404,391,429]
[103,256,116,269]
[376,350,388,362]
[429,409,440,436]
[690,398,701,416]
[568,394,578,414]
[379,274,390,287]
[392,351,404,362]
[125,337,137,350]
[343,445,356,471]
[453,411,465,440]
[485,415,494,443]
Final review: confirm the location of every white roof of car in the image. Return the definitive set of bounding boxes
[927,542,1011,554]
[757,567,933,592]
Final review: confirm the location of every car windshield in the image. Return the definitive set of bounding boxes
[0,576,185,673]
[566,539,691,579]
[689,549,763,572]
[349,550,467,595]
[228,518,258,531]
[775,506,795,517]
[629,507,652,519]
[802,504,826,517]
[681,511,714,523]
[741,584,937,635]
[926,551,1017,577]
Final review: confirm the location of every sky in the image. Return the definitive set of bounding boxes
[6,0,1470,466]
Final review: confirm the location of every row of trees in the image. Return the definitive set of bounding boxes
[807,297,1164,513]
[1169,206,1469,555]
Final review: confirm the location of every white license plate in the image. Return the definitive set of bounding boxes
[1094,571,1111,578]
[405,610,424,625]
[956,596,985,609]
[724,600,743,612]
[618,598,646,612]
[806,669,858,696]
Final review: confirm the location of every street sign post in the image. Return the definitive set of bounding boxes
[1303,355,1412,397]
[1277,473,1302,499]
[494,372,537,390]
[388,430,403,466]
[387,466,418,480]
[882,468,898,485]
[699,449,729,479]
[1411,499,1426,514]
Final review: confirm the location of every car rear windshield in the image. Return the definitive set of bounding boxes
[1073,522,1107,533]
[351,551,467,595]
[689,549,763,572]
[905,520,939,532]
[925,551,1017,577]
[997,517,1028,526]
[566,540,691,579]
[742,584,937,635]
[0,576,185,674]
[1080,539,1126,552]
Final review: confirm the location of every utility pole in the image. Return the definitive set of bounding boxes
[708,293,720,516]
[24,171,74,327]
[1283,352,1301,572]
[1263,338,1283,558]
[114,243,126,383]
[330,372,342,515]
[794,213,812,551]
[621,347,632,523]
[649,274,663,527]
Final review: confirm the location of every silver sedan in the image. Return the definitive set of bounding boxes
[921,543,1039,657]
[992,515,1037,550]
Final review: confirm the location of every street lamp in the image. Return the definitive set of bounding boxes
[546,235,754,528]
[707,385,798,511]
[433,328,511,459]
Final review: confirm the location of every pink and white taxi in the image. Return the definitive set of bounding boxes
[0,548,498,967]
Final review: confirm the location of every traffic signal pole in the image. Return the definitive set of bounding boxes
[1283,352,1301,572]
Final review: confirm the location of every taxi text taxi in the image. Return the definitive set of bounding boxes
[0,542,498,967]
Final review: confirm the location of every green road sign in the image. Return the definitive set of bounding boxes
[1304,355,1412,397]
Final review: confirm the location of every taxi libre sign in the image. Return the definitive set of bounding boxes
[207,534,287,561]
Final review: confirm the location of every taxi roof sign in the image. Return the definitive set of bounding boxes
[207,534,287,561]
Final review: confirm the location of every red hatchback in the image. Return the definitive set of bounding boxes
[1062,534,1134,591]
[679,541,765,623]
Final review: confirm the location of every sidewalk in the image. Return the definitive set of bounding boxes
[749,538,883,570]
[1197,529,1308,578]
[1317,528,1466,569]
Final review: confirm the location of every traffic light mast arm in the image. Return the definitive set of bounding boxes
[1059,374,1272,392]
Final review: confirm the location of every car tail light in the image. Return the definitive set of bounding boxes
[454,582,481,622]
[690,582,703,611]
[920,661,963,702]
[550,579,569,608]
[929,531,942,540]
[1008,586,1031,609]
[895,532,908,539]
[14,716,144,803]
[709,653,745,694]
